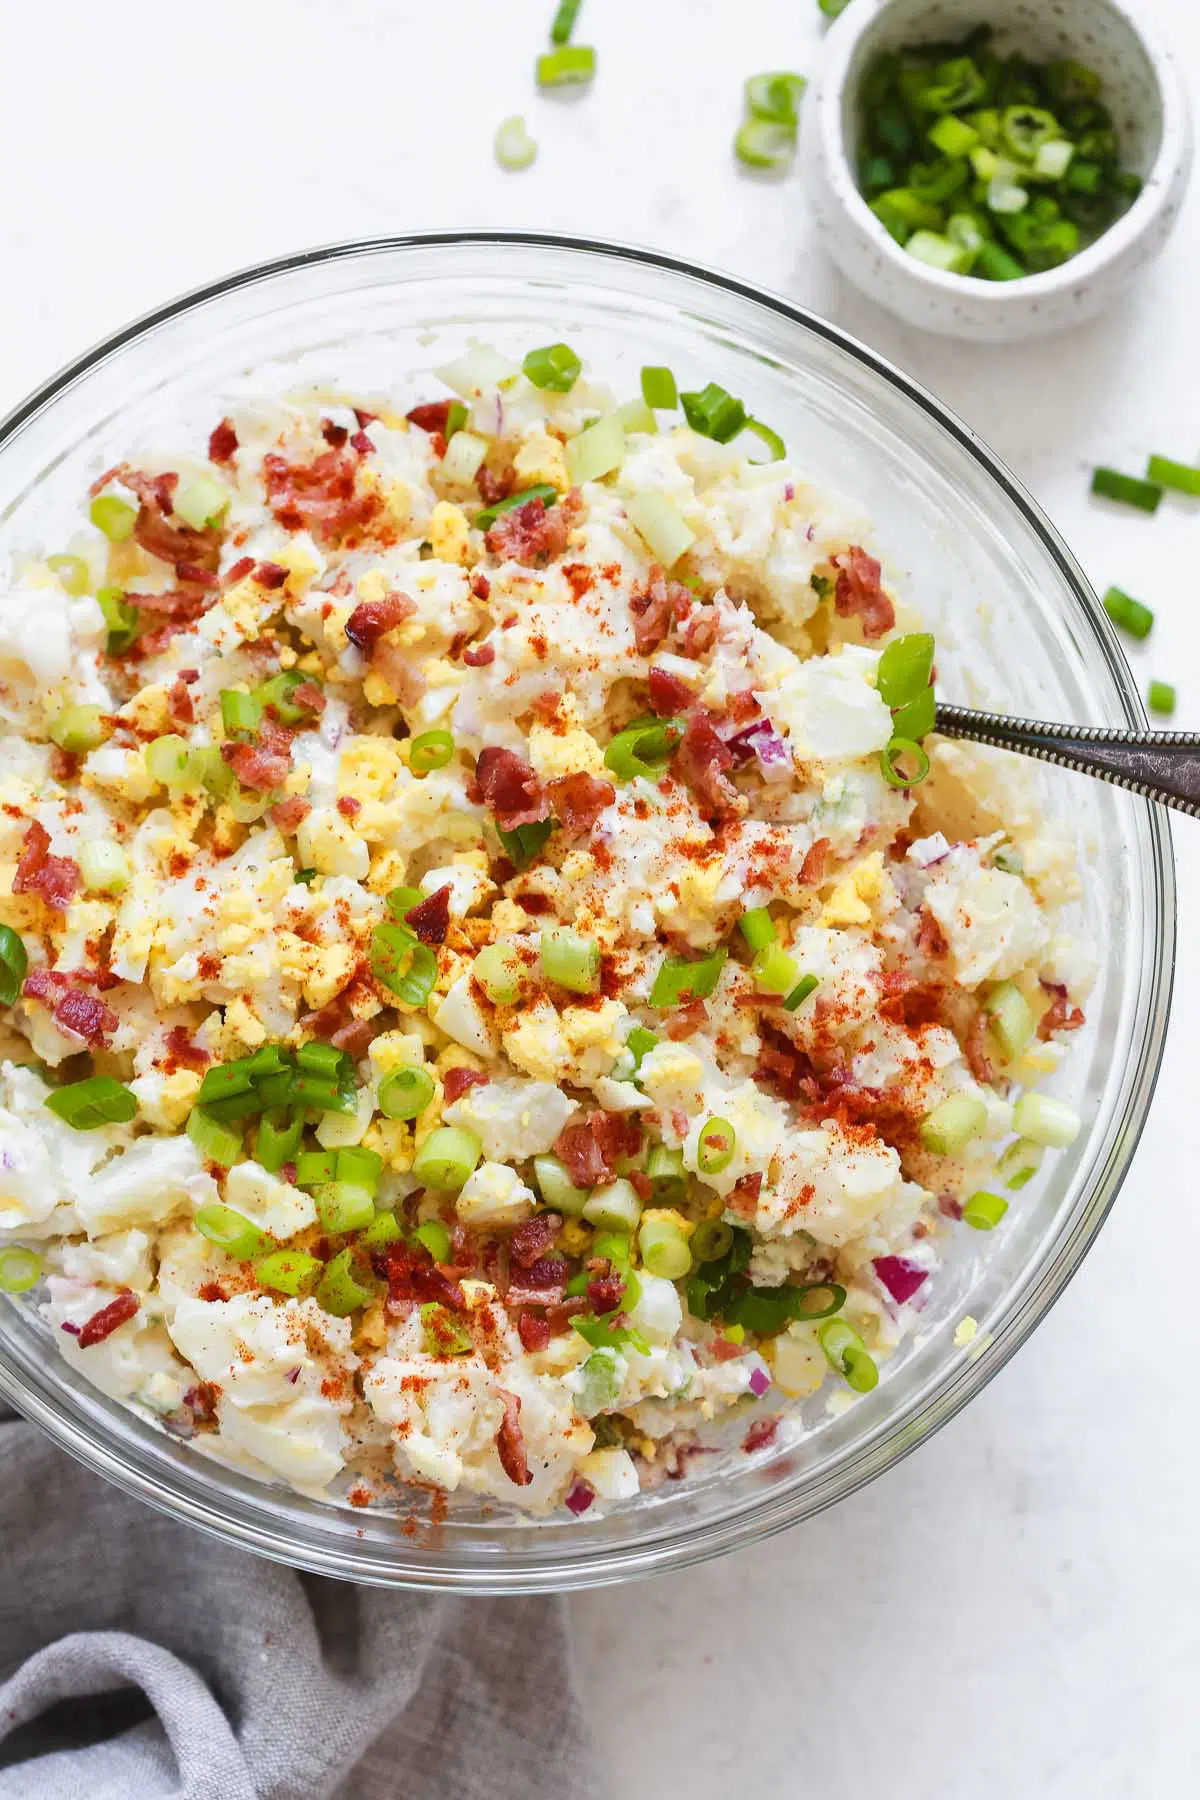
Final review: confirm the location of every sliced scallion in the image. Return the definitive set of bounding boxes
[680,383,747,444]
[735,119,796,172]
[541,926,601,995]
[253,1249,322,1297]
[638,1218,692,1280]
[1103,586,1153,640]
[624,492,695,566]
[649,947,727,1008]
[408,729,455,775]
[377,1065,435,1120]
[963,1190,1008,1230]
[536,44,595,88]
[45,1077,138,1131]
[550,0,582,44]
[1091,467,1162,513]
[79,840,130,895]
[1011,1092,1081,1148]
[194,1204,272,1260]
[818,1318,878,1392]
[640,366,678,410]
[1148,680,1176,717]
[0,927,28,1007]
[523,343,582,394]
[495,114,538,172]
[1146,454,1200,497]
[316,1247,376,1318]
[412,1125,483,1191]
[89,495,136,542]
[879,736,930,788]
[697,1117,736,1176]
[919,1093,987,1156]
[0,1246,42,1293]
[47,553,90,595]
[566,416,625,487]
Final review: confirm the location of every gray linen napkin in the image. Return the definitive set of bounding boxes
[0,1409,599,1800]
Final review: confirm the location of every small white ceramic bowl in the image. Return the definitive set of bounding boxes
[801,0,1192,341]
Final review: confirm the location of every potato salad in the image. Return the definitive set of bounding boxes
[0,342,1092,1518]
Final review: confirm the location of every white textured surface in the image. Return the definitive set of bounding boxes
[2,2,1198,1792]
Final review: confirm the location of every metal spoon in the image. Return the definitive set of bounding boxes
[935,704,1200,819]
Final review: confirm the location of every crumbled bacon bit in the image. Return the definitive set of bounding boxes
[470,572,491,601]
[76,1290,139,1349]
[554,1111,640,1188]
[628,566,689,654]
[330,1018,376,1059]
[965,1011,994,1085]
[269,796,312,833]
[321,419,349,448]
[664,998,709,1040]
[406,400,455,434]
[495,1388,533,1487]
[476,464,514,507]
[262,447,380,546]
[220,719,293,793]
[833,546,895,639]
[517,1310,552,1353]
[916,909,949,959]
[469,747,549,832]
[442,1066,488,1104]
[682,610,719,657]
[462,641,496,666]
[350,429,374,455]
[1038,989,1085,1039]
[207,419,238,463]
[509,1212,561,1270]
[288,681,325,716]
[225,555,255,583]
[486,493,578,567]
[587,1275,624,1315]
[673,709,740,817]
[411,1264,467,1313]
[336,795,361,820]
[344,589,416,653]
[167,675,195,726]
[647,666,694,715]
[743,1417,779,1454]
[800,837,831,886]
[12,821,79,913]
[546,773,614,837]
[253,561,289,590]
[403,884,452,946]
[54,987,119,1046]
[116,466,223,576]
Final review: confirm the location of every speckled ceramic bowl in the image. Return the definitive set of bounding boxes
[801,0,1192,341]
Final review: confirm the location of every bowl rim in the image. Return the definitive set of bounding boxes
[812,0,1193,304]
[0,230,1177,1589]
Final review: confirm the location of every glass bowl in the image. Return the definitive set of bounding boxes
[0,233,1174,1592]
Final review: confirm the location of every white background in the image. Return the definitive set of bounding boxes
[2,2,1197,1793]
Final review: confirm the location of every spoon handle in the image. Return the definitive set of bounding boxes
[934,703,1200,820]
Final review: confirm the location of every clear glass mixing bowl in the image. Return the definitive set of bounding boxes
[0,234,1174,1591]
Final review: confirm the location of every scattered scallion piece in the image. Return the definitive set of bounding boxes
[997,1137,1043,1190]
[475,484,558,532]
[79,840,131,895]
[624,493,695,567]
[472,942,526,1006]
[541,926,601,995]
[360,1211,404,1249]
[615,396,657,436]
[744,71,806,127]
[876,632,934,707]
[47,554,90,595]
[640,366,678,410]
[145,734,196,789]
[255,1110,303,1174]
[495,115,538,172]
[982,981,1035,1060]
[919,1093,987,1156]
[1091,467,1162,513]
[496,818,554,869]
[604,717,684,782]
[187,1108,243,1168]
[0,1246,42,1293]
[645,1143,685,1195]
[1146,454,1200,497]
[536,44,595,88]
[370,923,438,1008]
[412,1125,483,1191]
[582,1178,643,1233]
[257,669,322,724]
[1103,585,1153,640]
[336,1145,382,1193]
[649,947,727,1009]
[0,926,26,1009]
[1148,680,1176,717]
[818,1318,878,1393]
[48,704,109,755]
[963,1190,1009,1230]
[253,1249,323,1298]
[533,1153,591,1215]
[89,495,136,542]
[566,416,625,486]
[523,343,582,393]
[625,1025,658,1074]
[315,1181,376,1234]
[172,472,228,531]
[879,736,930,788]
[550,0,582,44]
[408,728,455,775]
[783,973,820,1011]
[638,1217,693,1281]
[377,1065,435,1120]
[735,119,796,172]
[316,1248,376,1318]
[1011,1092,1081,1148]
[413,1220,452,1265]
[194,1204,272,1261]
[739,907,777,952]
[220,688,264,737]
[690,1218,734,1264]
[697,1117,736,1176]
[818,0,852,16]
[741,418,788,463]
[45,1076,138,1131]
[751,945,800,997]
[422,1301,474,1357]
[680,383,747,445]
[96,587,141,654]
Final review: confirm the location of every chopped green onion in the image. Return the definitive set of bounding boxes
[371,923,438,1008]
[533,1153,591,1215]
[1146,454,1200,497]
[963,1190,1008,1230]
[50,702,109,755]
[253,1249,322,1297]
[640,366,678,410]
[475,483,559,532]
[919,1093,987,1156]
[378,1065,435,1121]
[1011,1092,1081,1148]
[550,0,582,43]
[336,1145,382,1193]
[744,71,806,126]
[412,1125,482,1190]
[624,493,695,567]
[444,403,468,439]
[186,1107,243,1167]
[172,472,228,531]
[291,1073,356,1115]
[442,429,490,485]
[725,1280,846,1333]
[472,942,526,1006]
[0,927,28,1007]
[89,495,136,542]
[45,1076,138,1131]
[783,973,820,1011]
[625,1025,658,1074]
[1148,680,1176,717]
[649,947,727,1009]
[645,1143,685,1195]
[541,926,601,995]
[0,1246,42,1293]
[975,241,1026,280]
[697,1117,736,1176]
[523,343,582,394]
[316,1247,376,1318]
[905,230,971,273]
[928,114,979,156]
[690,1218,734,1264]
[79,840,131,895]
[735,119,796,172]
[194,1204,272,1260]
[255,1110,303,1174]
[495,818,554,868]
[818,1318,878,1393]
[566,416,625,487]
[295,1149,337,1188]
[751,945,799,996]
[739,907,777,952]
[1103,586,1153,640]
[220,688,263,737]
[876,632,935,707]
[415,1219,452,1264]
[144,734,195,789]
[314,1181,376,1234]
[536,44,595,87]
[436,344,520,398]
[47,554,90,595]
[1091,467,1162,513]
[604,718,684,782]
[96,586,141,654]
[997,1137,1043,1190]
[257,669,322,724]
[615,396,657,436]
[582,1178,643,1232]
[421,1301,473,1357]
[296,1040,346,1080]
[360,1211,404,1249]
[1034,139,1074,179]
[408,729,455,775]
[637,1218,692,1280]
[680,383,747,445]
[386,887,425,921]
[890,686,937,741]
[742,418,787,462]
[494,114,538,172]
[818,0,851,15]
[879,736,930,788]
[982,981,1035,1059]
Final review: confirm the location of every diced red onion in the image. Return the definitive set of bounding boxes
[564,1476,594,1516]
[726,721,792,782]
[748,1364,771,1398]
[60,1321,81,1336]
[873,1255,929,1305]
[783,483,795,502]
